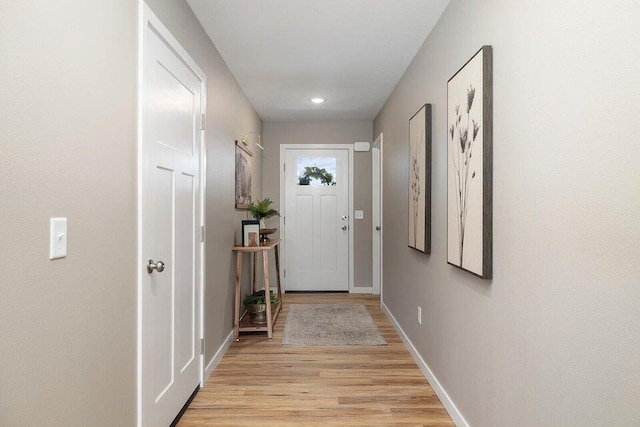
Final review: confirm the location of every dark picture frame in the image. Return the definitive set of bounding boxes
[446,45,492,279]
[235,141,252,209]
[241,219,260,247]
[408,104,432,253]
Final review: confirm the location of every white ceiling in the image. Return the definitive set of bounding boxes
[186,0,450,122]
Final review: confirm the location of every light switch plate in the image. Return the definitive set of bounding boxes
[354,210,364,220]
[50,218,67,259]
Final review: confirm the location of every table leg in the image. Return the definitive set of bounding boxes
[251,253,257,293]
[274,243,282,301]
[234,251,243,341]
[262,250,273,339]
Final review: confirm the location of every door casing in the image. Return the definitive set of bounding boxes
[137,3,207,426]
[279,144,354,292]
[372,133,383,297]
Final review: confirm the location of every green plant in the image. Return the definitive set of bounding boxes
[248,197,279,221]
[243,292,279,306]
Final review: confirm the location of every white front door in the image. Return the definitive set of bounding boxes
[283,148,350,291]
[140,6,204,427]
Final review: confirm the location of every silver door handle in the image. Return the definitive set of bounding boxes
[376,226,381,231]
[147,259,165,273]
[341,225,348,231]
[341,216,348,221]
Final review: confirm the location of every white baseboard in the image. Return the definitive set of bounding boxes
[350,286,373,294]
[380,301,469,427]
[203,329,233,382]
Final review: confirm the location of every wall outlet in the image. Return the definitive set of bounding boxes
[417,306,422,325]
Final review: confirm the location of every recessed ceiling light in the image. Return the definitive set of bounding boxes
[309,97,325,104]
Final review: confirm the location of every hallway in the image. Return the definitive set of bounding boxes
[178,293,454,426]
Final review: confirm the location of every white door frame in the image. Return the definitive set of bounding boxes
[372,133,383,297]
[279,144,355,292]
[137,3,207,426]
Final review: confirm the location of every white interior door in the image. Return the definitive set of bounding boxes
[283,148,350,291]
[372,133,383,296]
[140,7,204,427]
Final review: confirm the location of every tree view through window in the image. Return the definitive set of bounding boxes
[296,157,337,186]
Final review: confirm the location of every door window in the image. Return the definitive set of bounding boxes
[296,156,337,186]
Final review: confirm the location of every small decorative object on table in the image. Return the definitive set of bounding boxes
[243,290,280,324]
[248,197,280,242]
[259,227,277,242]
[241,219,260,247]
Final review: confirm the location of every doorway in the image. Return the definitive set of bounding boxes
[138,5,206,426]
[280,145,354,292]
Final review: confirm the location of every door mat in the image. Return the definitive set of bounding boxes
[282,304,387,346]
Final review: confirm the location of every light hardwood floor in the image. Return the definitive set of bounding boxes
[178,293,454,426]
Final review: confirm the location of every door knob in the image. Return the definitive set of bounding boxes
[147,259,165,273]
[341,225,348,231]
[341,216,348,221]
[376,226,381,231]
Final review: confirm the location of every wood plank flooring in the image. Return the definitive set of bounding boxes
[178,293,454,426]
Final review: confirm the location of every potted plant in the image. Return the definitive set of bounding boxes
[243,291,280,324]
[248,197,279,225]
[248,197,279,241]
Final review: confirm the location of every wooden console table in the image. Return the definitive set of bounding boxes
[232,239,283,340]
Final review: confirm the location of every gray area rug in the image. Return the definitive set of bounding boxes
[282,304,387,346]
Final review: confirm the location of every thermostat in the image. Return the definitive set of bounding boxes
[354,141,370,152]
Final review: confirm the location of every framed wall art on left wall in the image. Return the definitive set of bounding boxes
[235,141,252,209]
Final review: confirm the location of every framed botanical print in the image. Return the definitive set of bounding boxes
[408,104,432,253]
[447,45,492,278]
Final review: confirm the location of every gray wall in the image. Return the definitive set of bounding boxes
[374,0,640,425]
[0,1,137,425]
[263,121,373,288]
[0,1,262,425]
